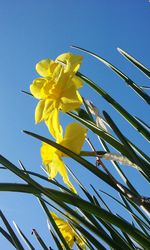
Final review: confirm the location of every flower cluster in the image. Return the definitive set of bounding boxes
[30,53,86,192]
[30,53,83,141]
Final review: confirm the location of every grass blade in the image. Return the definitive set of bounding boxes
[13,222,35,250]
[21,132,117,189]
[0,227,15,247]
[48,229,63,250]
[39,199,71,250]
[103,111,150,179]
[76,72,150,141]
[0,210,24,250]
[117,48,150,78]
[32,229,49,250]
[72,45,150,104]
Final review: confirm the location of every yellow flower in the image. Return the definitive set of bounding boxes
[30,53,83,141]
[51,212,86,249]
[41,122,87,193]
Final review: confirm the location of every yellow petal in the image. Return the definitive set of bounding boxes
[60,87,83,112]
[61,122,87,155]
[40,142,56,165]
[35,59,55,77]
[71,75,83,89]
[36,58,63,81]
[50,154,76,193]
[30,78,48,99]
[75,233,86,250]
[50,212,74,248]
[41,143,58,179]
[50,212,86,249]
[45,108,63,142]
[35,100,45,123]
[56,53,83,74]
[42,99,54,121]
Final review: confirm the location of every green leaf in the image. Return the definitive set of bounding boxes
[49,229,63,250]
[0,210,24,250]
[117,48,150,78]
[72,222,107,250]
[22,131,148,210]
[99,189,150,232]
[68,112,149,171]
[21,90,33,96]
[32,229,49,250]
[69,112,130,154]
[13,222,35,250]
[134,116,150,130]
[22,132,117,190]
[39,199,71,250]
[76,71,150,141]
[0,181,149,249]
[103,111,150,179]
[0,227,15,247]
[72,45,150,104]
[120,195,150,236]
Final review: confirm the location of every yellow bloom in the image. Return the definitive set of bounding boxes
[41,122,87,193]
[51,212,86,249]
[30,53,83,141]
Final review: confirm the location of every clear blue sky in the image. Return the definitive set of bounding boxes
[0,1,150,249]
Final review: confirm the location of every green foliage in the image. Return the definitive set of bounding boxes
[0,47,150,249]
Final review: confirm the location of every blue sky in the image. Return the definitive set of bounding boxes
[0,1,150,249]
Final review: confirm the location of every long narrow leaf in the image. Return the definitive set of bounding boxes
[76,72,150,141]
[71,222,107,250]
[103,111,150,179]
[39,199,70,250]
[13,222,35,250]
[0,227,15,247]
[117,48,150,78]
[0,181,149,248]
[22,131,148,209]
[0,210,24,250]
[21,133,117,189]
[32,229,49,250]
[72,45,150,104]
[48,229,63,250]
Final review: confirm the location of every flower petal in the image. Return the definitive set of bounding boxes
[35,100,45,123]
[75,233,86,250]
[61,122,87,155]
[30,78,48,99]
[50,212,75,248]
[42,99,55,121]
[71,75,83,89]
[56,53,83,74]
[49,154,76,193]
[60,87,83,112]
[45,108,63,142]
[50,212,86,249]
[41,142,56,164]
